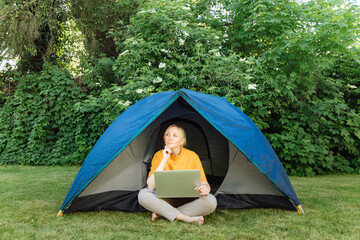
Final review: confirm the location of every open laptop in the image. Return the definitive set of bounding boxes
[154,170,201,198]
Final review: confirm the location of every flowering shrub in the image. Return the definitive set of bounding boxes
[0,0,359,175]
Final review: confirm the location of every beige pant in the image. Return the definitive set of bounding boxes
[138,188,217,221]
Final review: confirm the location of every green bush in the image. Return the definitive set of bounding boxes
[0,66,85,165]
[0,0,359,176]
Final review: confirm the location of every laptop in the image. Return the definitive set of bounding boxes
[154,170,201,198]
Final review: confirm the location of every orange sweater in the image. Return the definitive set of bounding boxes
[148,148,207,182]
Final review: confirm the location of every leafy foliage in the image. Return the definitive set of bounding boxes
[111,0,255,103]
[69,0,143,58]
[0,66,85,165]
[0,0,68,72]
[0,0,359,175]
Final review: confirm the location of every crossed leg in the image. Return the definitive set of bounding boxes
[138,188,217,225]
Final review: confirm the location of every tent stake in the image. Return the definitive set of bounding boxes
[297,205,305,215]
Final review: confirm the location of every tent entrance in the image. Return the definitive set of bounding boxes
[154,118,212,166]
[147,97,230,193]
[153,117,226,192]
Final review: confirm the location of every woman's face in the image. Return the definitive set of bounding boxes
[164,126,185,150]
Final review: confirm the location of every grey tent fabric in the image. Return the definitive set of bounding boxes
[216,142,283,196]
[79,124,158,196]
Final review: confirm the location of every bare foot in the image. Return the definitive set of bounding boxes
[176,213,204,226]
[151,212,163,222]
[186,216,204,226]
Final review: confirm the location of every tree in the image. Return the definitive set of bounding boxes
[69,0,143,58]
[0,0,68,73]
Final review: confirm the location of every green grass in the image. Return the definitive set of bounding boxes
[0,166,359,240]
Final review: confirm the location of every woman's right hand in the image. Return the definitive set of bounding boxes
[147,146,172,189]
[163,145,172,160]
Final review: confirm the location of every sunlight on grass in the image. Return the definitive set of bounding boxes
[0,166,359,239]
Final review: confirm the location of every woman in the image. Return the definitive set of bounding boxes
[138,124,217,225]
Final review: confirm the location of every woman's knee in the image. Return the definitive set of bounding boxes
[138,188,154,206]
[203,194,217,212]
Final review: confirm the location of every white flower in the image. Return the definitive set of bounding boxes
[348,84,357,89]
[153,77,163,84]
[183,31,189,37]
[161,49,170,53]
[213,50,221,57]
[248,84,257,90]
[210,48,221,57]
[215,36,220,39]
[118,100,132,106]
[159,62,166,68]
[136,89,143,94]
[179,38,185,45]
[112,87,122,92]
[223,33,228,38]
[119,50,129,56]
[175,21,188,27]
[148,62,152,66]
[183,6,190,10]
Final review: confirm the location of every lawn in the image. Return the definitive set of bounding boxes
[0,166,359,240]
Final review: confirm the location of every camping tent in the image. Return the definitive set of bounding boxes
[58,89,303,216]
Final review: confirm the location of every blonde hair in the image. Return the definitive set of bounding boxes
[163,124,187,147]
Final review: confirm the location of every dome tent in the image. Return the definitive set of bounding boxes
[58,89,303,215]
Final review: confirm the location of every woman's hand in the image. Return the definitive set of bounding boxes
[163,145,172,159]
[195,182,211,196]
[147,146,172,189]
